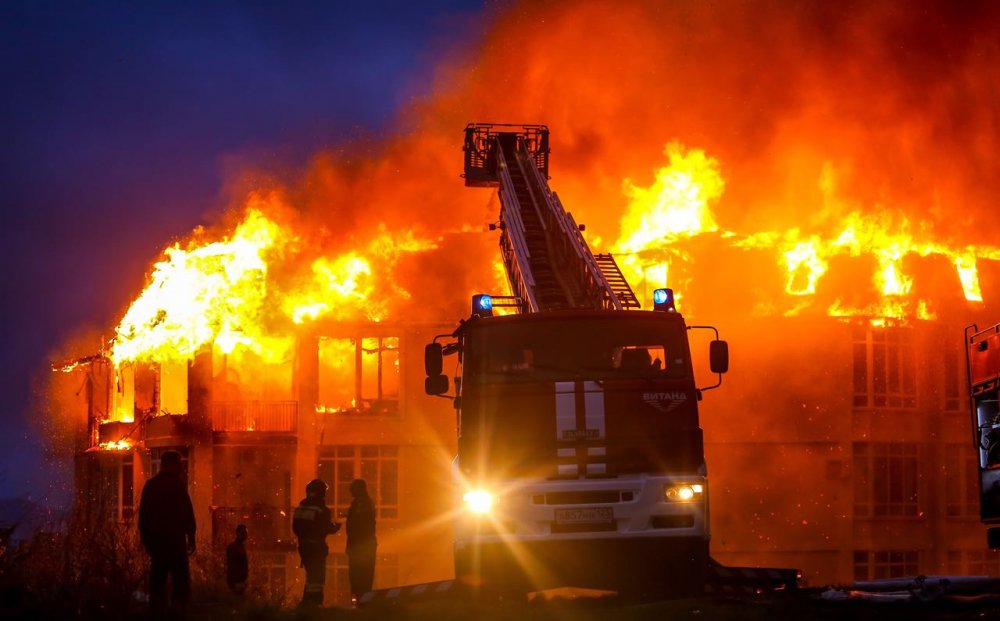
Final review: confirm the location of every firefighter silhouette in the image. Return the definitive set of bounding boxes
[346,478,378,602]
[292,479,341,606]
[138,450,196,615]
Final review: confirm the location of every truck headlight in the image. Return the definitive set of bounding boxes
[664,483,704,502]
[463,489,495,514]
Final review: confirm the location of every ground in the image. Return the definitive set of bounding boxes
[162,593,1000,621]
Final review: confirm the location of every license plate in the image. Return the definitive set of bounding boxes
[554,507,614,525]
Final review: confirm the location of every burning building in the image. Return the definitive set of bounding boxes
[55,150,1000,596]
[46,0,1000,600]
[53,202,491,603]
[606,142,1000,584]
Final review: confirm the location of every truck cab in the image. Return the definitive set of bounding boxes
[427,301,727,596]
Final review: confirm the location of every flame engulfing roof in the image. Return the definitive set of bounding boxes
[102,1,1000,364]
[110,194,440,368]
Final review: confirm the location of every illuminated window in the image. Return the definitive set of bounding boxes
[317,446,399,520]
[853,550,919,580]
[945,444,979,519]
[97,452,135,523]
[852,327,916,408]
[212,346,294,402]
[318,336,400,416]
[853,442,920,517]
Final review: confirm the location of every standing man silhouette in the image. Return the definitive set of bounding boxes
[138,450,196,615]
[226,524,249,596]
[292,479,341,607]
[346,478,377,603]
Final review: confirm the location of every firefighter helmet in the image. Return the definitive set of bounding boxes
[305,478,328,497]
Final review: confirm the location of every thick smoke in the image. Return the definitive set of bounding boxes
[211,0,1000,324]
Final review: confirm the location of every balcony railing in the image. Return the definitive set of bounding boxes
[211,401,298,432]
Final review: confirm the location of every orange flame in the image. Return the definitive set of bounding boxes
[98,439,133,451]
[109,195,438,369]
[615,144,1000,322]
[111,200,286,366]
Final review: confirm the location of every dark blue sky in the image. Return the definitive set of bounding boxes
[0,0,492,503]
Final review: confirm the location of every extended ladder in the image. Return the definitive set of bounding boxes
[462,123,640,313]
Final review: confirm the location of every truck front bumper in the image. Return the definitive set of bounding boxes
[454,535,708,595]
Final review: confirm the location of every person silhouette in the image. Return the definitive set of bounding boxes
[226,524,249,596]
[346,478,377,604]
[138,450,196,615]
[292,479,341,607]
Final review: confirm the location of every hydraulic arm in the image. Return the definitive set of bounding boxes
[463,123,639,313]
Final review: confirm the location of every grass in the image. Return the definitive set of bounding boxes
[7,588,1000,621]
[164,591,1000,621]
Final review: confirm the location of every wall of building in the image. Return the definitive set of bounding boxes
[73,310,1000,598]
[701,316,993,585]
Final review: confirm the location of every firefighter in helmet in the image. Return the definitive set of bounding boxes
[292,478,341,606]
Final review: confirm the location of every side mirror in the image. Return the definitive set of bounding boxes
[709,340,729,374]
[425,343,443,376]
[425,374,449,396]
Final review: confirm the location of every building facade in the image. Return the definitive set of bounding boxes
[702,316,992,585]
[69,310,1000,594]
[71,321,456,605]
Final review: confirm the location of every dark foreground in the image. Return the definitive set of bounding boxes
[336,594,1000,621]
[8,591,1000,621]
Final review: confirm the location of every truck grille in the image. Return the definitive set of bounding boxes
[532,490,635,505]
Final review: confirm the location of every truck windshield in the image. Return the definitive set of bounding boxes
[468,316,690,382]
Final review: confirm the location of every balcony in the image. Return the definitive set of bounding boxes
[211,401,298,433]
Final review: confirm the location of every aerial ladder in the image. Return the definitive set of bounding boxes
[361,124,798,605]
[462,123,640,313]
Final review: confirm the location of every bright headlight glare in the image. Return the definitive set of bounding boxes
[463,489,494,514]
[664,484,704,502]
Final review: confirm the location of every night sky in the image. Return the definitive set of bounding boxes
[0,0,492,504]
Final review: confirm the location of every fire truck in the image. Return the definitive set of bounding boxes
[966,323,1000,546]
[423,124,733,597]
